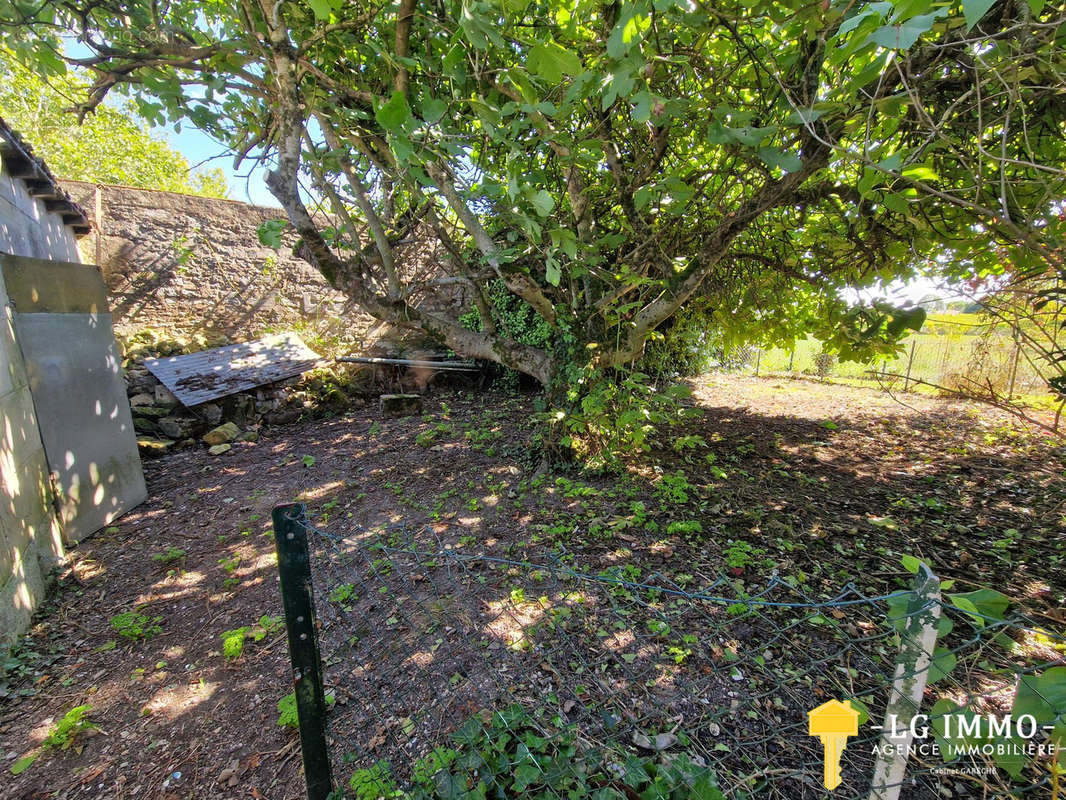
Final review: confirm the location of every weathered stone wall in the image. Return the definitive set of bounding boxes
[61,181,474,360]
[62,180,377,342]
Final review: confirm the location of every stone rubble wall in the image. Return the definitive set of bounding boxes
[60,180,469,347]
[60,180,373,342]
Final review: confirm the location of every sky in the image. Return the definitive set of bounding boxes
[165,123,278,207]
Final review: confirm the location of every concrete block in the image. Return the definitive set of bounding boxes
[380,393,422,417]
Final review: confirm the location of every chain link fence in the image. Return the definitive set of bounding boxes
[271,504,1065,800]
[751,332,1050,401]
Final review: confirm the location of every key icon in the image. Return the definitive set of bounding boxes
[808,699,860,790]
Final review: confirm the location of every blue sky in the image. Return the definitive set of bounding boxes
[163,123,278,207]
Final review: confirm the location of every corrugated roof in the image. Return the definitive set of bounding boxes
[0,117,91,235]
[144,332,322,407]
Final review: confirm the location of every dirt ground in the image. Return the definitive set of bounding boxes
[1,376,1063,800]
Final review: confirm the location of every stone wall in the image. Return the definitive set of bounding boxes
[61,180,371,343]
[61,181,466,351]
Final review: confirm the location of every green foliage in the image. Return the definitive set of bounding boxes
[151,547,186,566]
[109,611,163,642]
[655,471,695,506]
[328,582,358,608]
[0,50,227,197]
[276,692,300,729]
[385,704,725,800]
[42,705,96,750]
[10,705,96,773]
[348,761,402,800]
[220,627,250,660]
[545,367,695,470]
[277,690,335,729]
[640,304,720,379]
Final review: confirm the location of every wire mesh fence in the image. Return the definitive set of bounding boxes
[272,504,1066,800]
[752,333,1051,400]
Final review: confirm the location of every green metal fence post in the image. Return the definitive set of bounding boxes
[273,503,333,800]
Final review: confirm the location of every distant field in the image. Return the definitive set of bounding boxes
[755,324,1053,404]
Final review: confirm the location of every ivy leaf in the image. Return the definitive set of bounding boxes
[785,107,825,125]
[900,554,923,574]
[550,228,578,259]
[1011,667,1066,724]
[927,647,956,684]
[528,42,582,83]
[545,255,561,287]
[845,698,871,726]
[376,91,412,133]
[10,754,37,775]
[962,0,997,29]
[882,192,909,215]
[257,219,288,249]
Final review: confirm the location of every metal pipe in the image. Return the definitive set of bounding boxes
[335,356,481,371]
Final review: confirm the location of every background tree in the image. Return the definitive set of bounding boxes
[2,0,1063,457]
[0,50,228,197]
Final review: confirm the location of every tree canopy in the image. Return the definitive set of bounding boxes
[0,50,228,197]
[1,0,1063,421]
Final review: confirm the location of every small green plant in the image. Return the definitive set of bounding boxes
[277,690,335,729]
[277,692,300,729]
[411,746,458,785]
[221,627,251,660]
[10,705,97,774]
[255,615,284,638]
[348,761,401,800]
[667,519,703,536]
[329,583,358,608]
[301,454,316,468]
[110,611,163,642]
[725,540,761,571]
[151,547,186,567]
[43,705,96,749]
[673,434,707,451]
[221,616,284,662]
[655,470,694,505]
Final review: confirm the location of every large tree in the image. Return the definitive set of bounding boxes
[0,50,228,197]
[2,0,1063,391]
